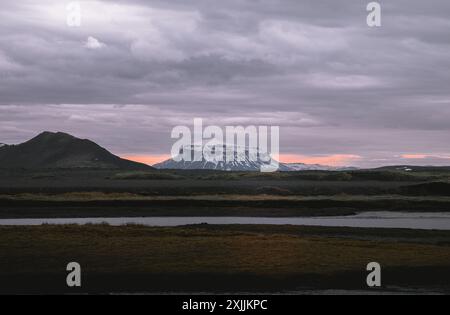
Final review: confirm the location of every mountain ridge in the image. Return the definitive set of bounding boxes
[284,163,358,171]
[0,131,152,170]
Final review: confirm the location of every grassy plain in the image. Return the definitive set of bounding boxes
[1,224,449,294]
[0,168,449,218]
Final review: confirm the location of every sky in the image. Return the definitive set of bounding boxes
[1,0,450,167]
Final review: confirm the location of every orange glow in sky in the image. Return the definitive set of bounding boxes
[401,154,429,159]
[122,154,171,166]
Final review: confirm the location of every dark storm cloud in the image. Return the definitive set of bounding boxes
[0,0,449,166]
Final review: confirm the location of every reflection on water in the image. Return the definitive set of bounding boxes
[1,212,450,230]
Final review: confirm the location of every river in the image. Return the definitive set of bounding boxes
[1,212,450,230]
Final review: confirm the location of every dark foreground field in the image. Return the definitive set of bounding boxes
[1,224,449,294]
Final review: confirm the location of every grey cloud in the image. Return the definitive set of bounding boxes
[0,0,449,166]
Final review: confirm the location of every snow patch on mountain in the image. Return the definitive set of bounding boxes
[155,144,289,171]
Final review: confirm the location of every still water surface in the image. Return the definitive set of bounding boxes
[1,212,450,230]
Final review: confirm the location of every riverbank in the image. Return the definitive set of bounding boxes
[1,224,449,294]
[1,193,450,219]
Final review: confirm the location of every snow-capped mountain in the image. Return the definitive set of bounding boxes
[154,145,356,172]
[154,144,290,171]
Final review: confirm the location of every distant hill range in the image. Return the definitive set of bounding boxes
[283,163,358,172]
[0,132,152,170]
[373,165,450,172]
[154,145,356,172]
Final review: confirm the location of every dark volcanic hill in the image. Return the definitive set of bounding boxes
[0,132,152,170]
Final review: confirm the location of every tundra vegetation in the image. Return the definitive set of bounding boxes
[0,167,449,293]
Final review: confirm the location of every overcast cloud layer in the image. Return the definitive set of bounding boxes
[1,0,450,167]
